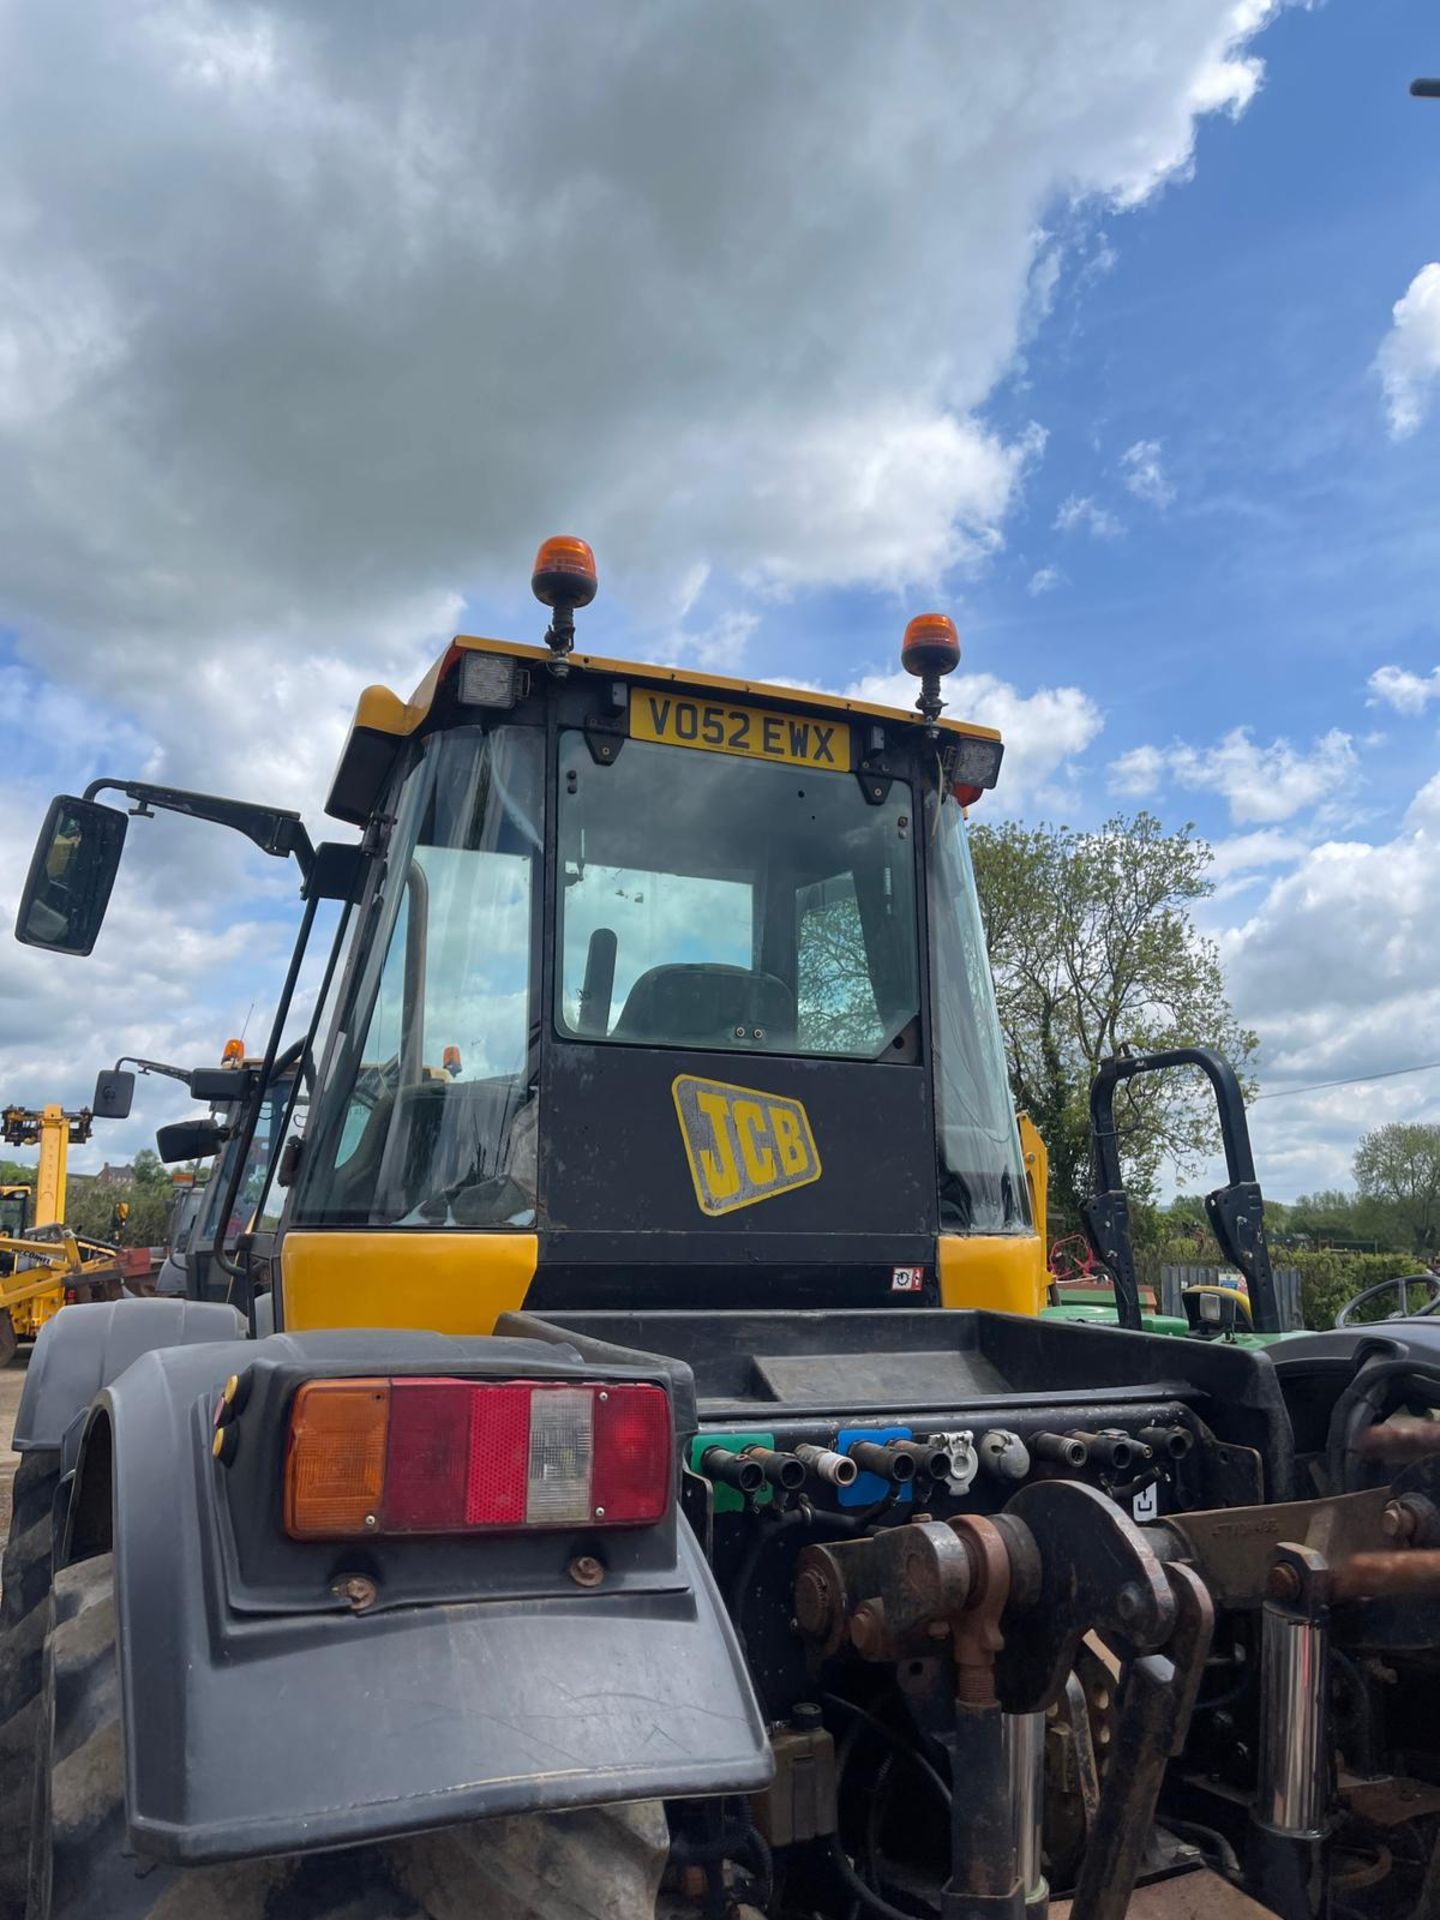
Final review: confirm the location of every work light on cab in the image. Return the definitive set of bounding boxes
[283,1375,672,1539]
[532,534,598,672]
[901,611,960,739]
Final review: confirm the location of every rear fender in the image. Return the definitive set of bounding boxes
[67,1327,769,1865]
[14,1296,246,1474]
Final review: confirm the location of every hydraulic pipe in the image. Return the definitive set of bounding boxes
[887,1437,954,1479]
[1069,1431,1142,1474]
[700,1447,765,1497]
[941,1706,1025,1920]
[739,1445,807,1492]
[1259,1610,1328,1835]
[1031,1432,1087,1469]
[1248,1557,1331,1920]
[847,1440,917,1484]
[1004,1712,1047,1914]
[793,1443,859,1488]
[1138,1424,1193,1461]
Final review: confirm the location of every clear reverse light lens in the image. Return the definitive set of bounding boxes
[458,652,518,708]
[952,735,1004,790]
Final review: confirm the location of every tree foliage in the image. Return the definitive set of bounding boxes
[969,812,1256,1231]
[1354,1123,1440,1253]
[65,1177,172,1248]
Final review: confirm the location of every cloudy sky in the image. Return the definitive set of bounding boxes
[1,0,1437,1203]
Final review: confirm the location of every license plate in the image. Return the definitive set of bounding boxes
[629,692,852,772]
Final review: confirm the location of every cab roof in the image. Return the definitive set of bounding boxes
[326,632,1002,826]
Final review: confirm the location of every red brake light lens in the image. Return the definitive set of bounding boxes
[284,1378,671,1539]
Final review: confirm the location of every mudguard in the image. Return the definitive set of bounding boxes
[14,1297,246,1471]
[70,1328,770,1864]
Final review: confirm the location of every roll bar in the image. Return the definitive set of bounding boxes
[1081,1046,1281,1335]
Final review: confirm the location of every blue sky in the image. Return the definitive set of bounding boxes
[0,0,1437,1202]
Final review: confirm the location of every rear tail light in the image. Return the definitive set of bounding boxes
[284,1377,671,1540]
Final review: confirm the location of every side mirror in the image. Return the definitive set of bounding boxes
[187,1066,257,1103]
[156,1118,226,1165]
[16,796,128,955]
[92,1070,135,1121]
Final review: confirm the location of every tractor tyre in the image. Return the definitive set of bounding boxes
[0,1320,18,1374]
[0,1449,60,1919]
[24,1552,669,1920]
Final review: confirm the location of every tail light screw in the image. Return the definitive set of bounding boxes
[362,1514,378,1531]
[594,1506,606,1519]
[331,1573,378,1613]
[568,1554,606,1588]
[598,1391,609,1402]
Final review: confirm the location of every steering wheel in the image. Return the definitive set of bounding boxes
[1336,1273,1440,1328]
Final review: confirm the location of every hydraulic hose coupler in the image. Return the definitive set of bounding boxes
[739,1445,808,1492]
[846,1439,917,1484]
[1139,1423,1194,1461]
[793,1443,859,1489]
[1032,1431,1089,1469]
[1071,1430,1147,1474]
[700,1446,766,1497]
[884,1438,954,1480]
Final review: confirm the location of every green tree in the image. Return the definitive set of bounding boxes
[969,812,1257,1232]
[1353,1124,1440,1253]
[131,1148,172,1192]
[65,1179,171,1248]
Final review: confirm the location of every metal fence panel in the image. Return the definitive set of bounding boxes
[1159,1265,1302,1330]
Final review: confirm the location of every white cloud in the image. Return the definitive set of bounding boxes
[0,0,1288,1155]
[1109,726,1355,824]
[1376,262,1440,439]
[1027,565,1065,596]
[668,609,760,674]
[1191,772,1440,1196]
[0,1,1283,678]
[1205,827,1311,883]
[1367,663,1440,716]
[1110,743,1166,796]
[1119,437,1175,506]
[837,668,1104,811]
[1054,494,1125,539]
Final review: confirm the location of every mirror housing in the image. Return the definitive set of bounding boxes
[92,1070,135,1121]
[187,1066,257,1104]
[16,796,128,955]
[156,1118,226,1165]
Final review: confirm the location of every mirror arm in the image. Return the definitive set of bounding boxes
[114,1055,193,1088]
[82,779,315,880]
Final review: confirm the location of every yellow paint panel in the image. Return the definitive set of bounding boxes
[280,1231,538,1336]
[630,691,852,772]
[937,1234,1047,1316]
[359,631,1002,747]
[1016,1113,1048,1252]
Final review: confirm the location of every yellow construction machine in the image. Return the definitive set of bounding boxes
[0,1103,124,1362]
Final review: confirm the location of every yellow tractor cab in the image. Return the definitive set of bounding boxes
[282,554,1043,1333]
[18,538,1045,1338]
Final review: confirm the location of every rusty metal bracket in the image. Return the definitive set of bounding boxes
[995,1479,1177,1713]
[1067,1561,1215,1920]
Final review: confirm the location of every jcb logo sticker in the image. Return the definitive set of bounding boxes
[672,1075,821,1217]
